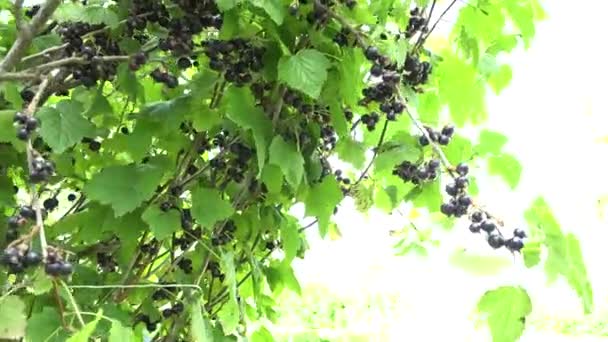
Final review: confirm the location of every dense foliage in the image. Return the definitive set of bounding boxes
[0,0,592,341]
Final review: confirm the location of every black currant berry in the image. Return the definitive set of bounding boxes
[45,263,62,276]
[456,163,469,176]
[440,203,455,216]
[506,237,524,251]
[513,228,527,239]
[58,262,73,276]
[23,250,42,266]
[471,211,483,223]
[445,184,458,196]
[121,127,130,135]
[25,116,39,131]
[364,46,380,61]
[177,57,191,69]
[481,221,496,233]
[488,234,504,249]
[16,127,29,141]
[469,223,481,233]
[455,176,468,189]
[19,206,36,220]
[418,135,429,146]
[7,216,21,229]
[441,125,455,137]
[20,89,35,102]
[13,112,26,124]
[173,302,184,314]
[438,135,450,145]
[89,140,101,152]
[68,193,77,201]
[162,308,173,318]
[160,202,172,212]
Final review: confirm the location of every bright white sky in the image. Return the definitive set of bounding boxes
[293,0,608,340]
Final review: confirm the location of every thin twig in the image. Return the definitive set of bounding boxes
[414,0,459,52]
[52,280,70,330]
[60,280,85,328]
[27,55,130,73]
[0,71,40,81]
[355,119,389,184]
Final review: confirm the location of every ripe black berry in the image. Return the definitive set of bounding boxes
[23,251,42,266]
[177,57,191,69]
[455,176,468,189]
[20,89,35,102]
[7,216,21,229]
[19,206,36,220]
[513,228,527,239]
[487,234,504,249]
[506,237,524,251]
[442,125,455,137]
[45,263,62,276]
[162,308,173,318]
[418,135,429,146]
[481,221,496,233]
[16,127,29,140]
[121,127,130,135]
[469,223,481,233]
[58,262,73,276]
[440,203,455,216]
[456,163,469,176]
[25,116,39,131]
[438,135,450,145]
[160,202,172,212]
[364,46,380,61]
[445,184,458,196]
[68,193,77,201]
[471,211,483,223]
[89,140,101,152]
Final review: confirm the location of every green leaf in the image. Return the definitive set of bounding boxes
[225,87,272,175]
[84,163,165,217]
[280,219,300,264]
[504,0,536,47]
[524,197,593,313]
[442,135,473,165]
[66,310,102,342]
[250,0,285,25]
[190,299,213,342]
[269,136,304,189]
[304,177,343,237]
[26,307,66,342]
[0,110,20,145]
[477,130,508,156]
[38,100,95,153]
[477,286,531,342]
[437,52,486,126]
[487,153,522,189]
[336,138,366,169]
[142,207,181,240]
[0,296,26,339]
[216,0,242,11]
[109,322,134,342]
[55,3,119,28]
[219,252,239,335]
[374,144,420,174]
[262,164,283,194]
[251,326,274,342]
[30,268,53,295]
[488,64,512,94]
[278,49,330,99]
[191,187,234,228]
[117,63,144,102]
[449,249,512,276]
[522,240,541,268]
[338,49,366,108]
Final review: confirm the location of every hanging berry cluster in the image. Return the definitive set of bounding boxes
[393,159,440,185]
[419,124,454,146]
[13,111,39,141]
[203,38,265,87]
[405,7,428,38]
[1,244,41,274]
[440,163,472,218]
[211,220,237,246]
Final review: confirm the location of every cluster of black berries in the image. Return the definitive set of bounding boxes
[57,22,103,55]
[207,261,224,281]
[203,38,264,87]
[162,302,184,318]
[134,314,159,333]
[43,197,59,211]
[210,139,253,183]
[419,124,454,146]
[45,249,74,277]
[1,244,41,274]
[393,159,440,185]
[360,46,408,125]
[152,283,178,301]
[140,238,160,255]
[128,52,148,71]
[177,258,193,274]
[468,211,527,252]
[7,206,36,242]
[405,7,427,38]
[403,55,432,87]
[30,156,55,183]
[13,111,39,141]
[307,1,332,27]
[440,163,472,218]
[150,68,179,88]
[360,112,380,131]
[97,252,118,272]
[211,220,236,246]
[320,125,338,150]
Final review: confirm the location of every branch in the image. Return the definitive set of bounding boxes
[0,71,40,81]
[12,0,25,31]
[0,0,62,72]
[28,55,130,73]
